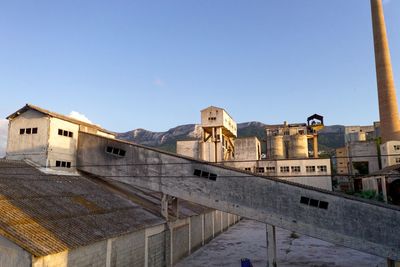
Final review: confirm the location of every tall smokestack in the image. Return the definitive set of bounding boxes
[371,0,400,143]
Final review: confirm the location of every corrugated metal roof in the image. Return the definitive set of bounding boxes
[0,160,165,257]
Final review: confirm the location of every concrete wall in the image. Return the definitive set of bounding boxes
[6,110,49,166]
[234,137,261,161]
[381,140,400,168]
[77,132,400,260]
[0,235,31,267]
[348,141,380,175]
[110,230,145,266]
[201,107,237,137]
[336,147,349,175]
[48,117,79,171]
[177,140,200,159]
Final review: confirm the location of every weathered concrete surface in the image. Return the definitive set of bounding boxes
[176,220,386,267]
[77,132,400,261]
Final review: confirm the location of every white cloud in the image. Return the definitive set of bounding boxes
[0,119,8,158]
[153,78,165,87]
[68,111,92,124]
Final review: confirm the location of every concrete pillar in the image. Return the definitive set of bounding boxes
[266,224,277,267]
[161,194,169,220]
[313,136,319,158]
[171,197,179,219]
[371,0,400,143]
[387,259,400,267]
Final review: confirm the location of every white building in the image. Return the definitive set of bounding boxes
[6,104,115,171]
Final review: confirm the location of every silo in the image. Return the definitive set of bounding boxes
[271,135,285,159]
[289,134,308,159]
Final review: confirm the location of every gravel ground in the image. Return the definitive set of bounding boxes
[176,219,386,267]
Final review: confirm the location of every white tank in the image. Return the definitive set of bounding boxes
[271,135,285,159]
[289,134,308,159]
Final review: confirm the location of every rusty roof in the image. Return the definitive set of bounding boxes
[0,160,165,257]
[6,104,115,135]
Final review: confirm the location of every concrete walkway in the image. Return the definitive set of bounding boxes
[176,219,385,267]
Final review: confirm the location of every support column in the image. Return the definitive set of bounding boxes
[313,135,319,158]
[266,224,277,267]
[161,193,169,220]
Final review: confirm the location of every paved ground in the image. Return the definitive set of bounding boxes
[176,219,386,267]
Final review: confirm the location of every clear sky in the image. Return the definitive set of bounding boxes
[0,0,399,132]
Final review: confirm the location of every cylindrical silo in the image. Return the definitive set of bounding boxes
[271,135,285,159]
[289,134,308,159]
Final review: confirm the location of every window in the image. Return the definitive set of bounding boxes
[58,129,73,138]
[26,128,31,134]
[300,196,329,210]
[208,117,217,121]
[20,128,25,135]
[244,167,252,171]
[20,128,38,135]
[32,128,38,134]
[396,158,400,163]
[394,145,400,151]
[256,167,265,173]
[106,146,126,157]
[317,165,328,172]
[306,166,316,173]
[280,166,290,173]
[193,169,218,181]
[291,166,301,173]
[266,167,276,173]
[55,160,71,168]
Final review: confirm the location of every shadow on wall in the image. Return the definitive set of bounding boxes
[0,119,8,158]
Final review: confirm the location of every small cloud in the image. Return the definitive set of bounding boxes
[153,78,165,87]
[68,111,92,124]
[0,119,8,157]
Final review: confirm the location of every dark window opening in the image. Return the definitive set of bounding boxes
[319,201,329,209]
[56,161,61,167]
[300,196,310,205]
[309,199,319,207]
[201,171,210,178]
[194,169,202,176]
[26,128,31,134]
[20,128,25,135]
[63,130,68,136]
[106,146,126,157]
[68,132,73,138]
[66,162,71,168]
[119,150,126,156]
[32,128,38,134]
[61,161,66,167]
[58,129,63,135]
[106,146,113,153]
[209,173,217,181]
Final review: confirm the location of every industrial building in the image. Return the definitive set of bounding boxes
[1,104,239,267]
[177,107,332,191]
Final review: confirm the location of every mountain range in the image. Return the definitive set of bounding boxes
[117,122,345,155]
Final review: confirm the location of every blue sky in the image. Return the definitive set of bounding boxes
[0,0,399,132]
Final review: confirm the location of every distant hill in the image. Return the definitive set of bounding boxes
[118,122,346,154]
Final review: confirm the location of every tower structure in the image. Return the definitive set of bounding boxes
[371,0,400,143]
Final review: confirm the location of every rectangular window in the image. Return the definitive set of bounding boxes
[280,166,290,173]
[394,145,400,151]
[63,130,68,136]
[317,165,327,172]
[55,160,71,168]
[61,161,66,167]
[58,129,63,135]
[266,167,276,173]
[244,167,252,171]
[20,128,25,135]
[26,128,31,134]
[306,166,316,173]
[66,162,71,168]
[68,132,73,138]
[58,129,73,138]
[256,167,265,173]
[32,127,38,134]
[396,158,400,163]
[291,166,301,173]
[106,146,126,157]
[56,161,61,167]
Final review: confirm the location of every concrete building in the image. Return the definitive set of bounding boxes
[381,141,400,168]
[177,108,332,191]
[6,104,115,171]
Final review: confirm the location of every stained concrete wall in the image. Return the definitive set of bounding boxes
[190,215,203,250]
[77,132,400,261]
[176,140,200,159]
[172,224,190,263]
[234,137,261,161]
[110,230,145,266]
[6,109,49,166]
[0,235,31,267]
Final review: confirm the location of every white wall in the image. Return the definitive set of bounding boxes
[0,119,8,158]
